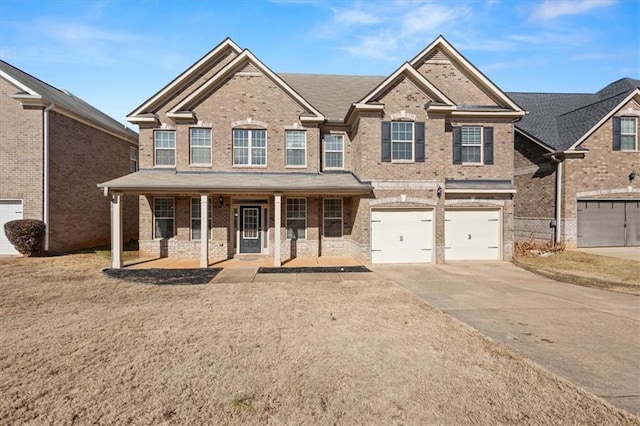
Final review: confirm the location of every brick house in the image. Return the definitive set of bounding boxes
[99,36,525,268]
[0,60,138,255]
[510,79,640,248]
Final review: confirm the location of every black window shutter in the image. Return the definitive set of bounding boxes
[613,116,621,151]
[415,122,425,162]
[483,127,494,165]
[381,121,391,162]
[452,127,462,164]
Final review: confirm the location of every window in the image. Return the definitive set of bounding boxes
[286,198,306,239]
[190,128,212,165]
[323,199,342,238]
[129,147,138,172]
[391,122,414,161]
[286,130,306,167]
[324,134,344,169]
[233,129,266,166]
[191,198,213,240]
[461,127,482,164]
[620,117,637,150]
[153,198,174,239]
[154,130,176,166]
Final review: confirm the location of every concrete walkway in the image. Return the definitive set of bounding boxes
[125,256,361,269]
[372,262,640,415]
[576,247,640,262]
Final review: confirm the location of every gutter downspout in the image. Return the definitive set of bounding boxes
[43,103,55,252]
[550,154,562,246]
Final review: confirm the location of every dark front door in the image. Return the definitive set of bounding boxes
[239,206,261,253]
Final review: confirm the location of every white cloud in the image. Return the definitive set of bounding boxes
[532,0,616,20]
[333,8,381,25]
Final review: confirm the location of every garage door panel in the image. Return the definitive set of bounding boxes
[445,210,500,260]
[625,201,640,246]
[371,209,433,264]
[0,200,23,255]
[577,201,627,247]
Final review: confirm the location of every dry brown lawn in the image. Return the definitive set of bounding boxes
[516,250,640,295]
[1,254,638,425]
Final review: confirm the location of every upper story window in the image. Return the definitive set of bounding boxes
[190,128,212,165]
[233,129,266,166]
[286,198,306,240]
[130,147,138,172]
[154,130,176,167]
[324,134,344,169]
[381,121,425,163]
[453,126,494,165]
[285,130,306,167]
[619,117,637,151]
[153,197,174,239]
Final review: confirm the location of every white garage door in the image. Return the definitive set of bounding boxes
[0,200,23,255]
[445,209,500,260]
[371,209,434,264]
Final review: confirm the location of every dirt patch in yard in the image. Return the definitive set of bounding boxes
[515,251,640,295]
[1,254,638,425]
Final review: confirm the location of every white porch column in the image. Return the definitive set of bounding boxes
[111,193,123,269]
[200,194,209,268]
[274,193,282,267]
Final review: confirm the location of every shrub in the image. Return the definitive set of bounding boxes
[3,219,46,256]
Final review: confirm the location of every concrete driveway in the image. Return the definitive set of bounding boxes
[372,262,640,415]
[576,246,640,262]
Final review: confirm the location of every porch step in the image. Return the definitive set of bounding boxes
[232,254,271,261]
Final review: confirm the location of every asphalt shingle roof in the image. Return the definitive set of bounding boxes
[278,73,385,122]
[1,60,137,140]
[508,78,640,151]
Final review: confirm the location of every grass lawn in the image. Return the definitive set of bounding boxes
[1,254,638,425]
[515,250,640,295]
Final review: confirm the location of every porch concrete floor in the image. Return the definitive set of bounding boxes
[124,256,362,269]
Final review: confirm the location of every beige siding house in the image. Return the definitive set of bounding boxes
[0,60,139,255]
[100,36,525,268]
[510,79,640,248]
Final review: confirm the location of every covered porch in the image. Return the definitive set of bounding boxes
[98,170,372,269]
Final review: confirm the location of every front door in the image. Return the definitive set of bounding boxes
[239,206,261,253]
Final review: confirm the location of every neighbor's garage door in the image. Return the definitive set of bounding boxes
[371,209,434,263]
[577,200,640,247]
[445,209,501,260]
[0,200,23,255]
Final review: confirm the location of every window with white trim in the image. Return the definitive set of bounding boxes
[391,121,414,161]
[233,129,266,166]
[323,198,342,238]
[154,130,176,166]
[285,130,306,167]
[324,134,344,169]
[191,197,213,240]
[461,126,482,164]
[153,198,174,239]
[129,147,138,172]
[620,117,637,150]
[286,198,306,240]
[190,128,212,165]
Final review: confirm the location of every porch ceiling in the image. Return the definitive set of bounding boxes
[98,169,373,195]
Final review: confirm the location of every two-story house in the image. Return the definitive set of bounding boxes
[510,79,639,248]
[99,36,524,268]
[0,60,139,255]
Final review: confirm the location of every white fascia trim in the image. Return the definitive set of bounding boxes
[0,70,39,96]
[450,110,525,118]
[445,189,517,194]
[426,105,457,112]
[568,89,640,151]
[514,128,555,153]
[353,103,385,110]
[359,63,454,106]
[299,116,325,123]
[166,111,195,120]
[9,93,47,107]
[128,38,242,119]
[409,36,524,113]
[170,50,324,120]
[126,115,157,123]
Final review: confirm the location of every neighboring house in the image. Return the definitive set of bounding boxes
[510,78,640,248]
[0,60,139,255]
[99,36,524,268]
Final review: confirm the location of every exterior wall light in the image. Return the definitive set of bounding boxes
[437,186,443,198]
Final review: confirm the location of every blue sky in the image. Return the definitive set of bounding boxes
[1,0,638,125]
